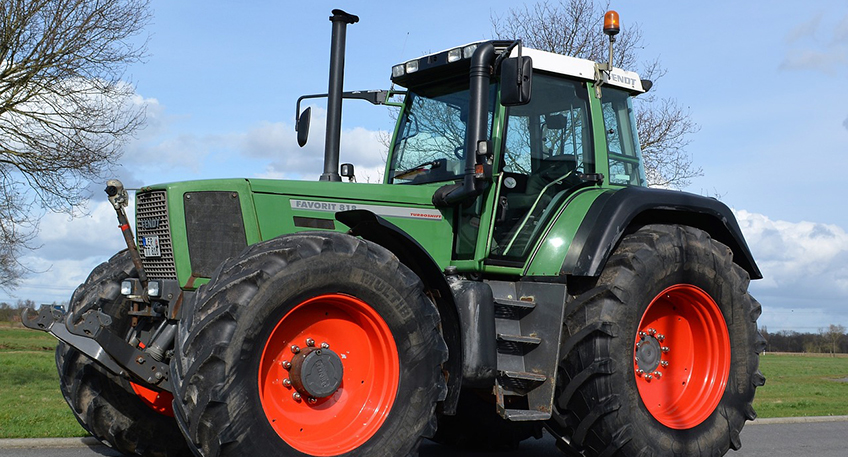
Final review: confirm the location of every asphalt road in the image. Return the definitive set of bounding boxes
[2,418,846,457]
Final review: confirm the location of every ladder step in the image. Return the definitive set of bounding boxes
[497,333,542,345]
[494,297,536,310]
[498,370,547,394]
[497,333,542,355]
[494,297,536,319]
[500,370,546,382]
[500,409,551,421]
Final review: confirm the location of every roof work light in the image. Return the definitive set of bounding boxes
[604,10,620,36]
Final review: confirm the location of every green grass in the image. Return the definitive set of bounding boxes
[2,324,848,438]
[0,324,87,438]
[753,352,848,418]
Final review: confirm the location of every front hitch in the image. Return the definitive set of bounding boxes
[21,304,174,391]
[22,305,126,376]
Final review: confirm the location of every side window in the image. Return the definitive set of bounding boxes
[602,88,646,186]
[502,78,592,176]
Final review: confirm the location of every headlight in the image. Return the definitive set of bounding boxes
[405,60,419,74]
[121,280,133,296]
[392,64,405,78]
[447,48,462,63]
[147,281,160,297]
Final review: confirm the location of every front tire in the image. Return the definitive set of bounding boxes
[58,251,190,457]
[548,224,765,456]
[171,232,448,457]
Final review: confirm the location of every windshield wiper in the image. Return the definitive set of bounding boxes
[394,160,442,180]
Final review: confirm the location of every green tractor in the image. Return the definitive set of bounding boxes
[24,9,765,457]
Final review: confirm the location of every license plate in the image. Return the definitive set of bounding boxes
[142,235,161,258]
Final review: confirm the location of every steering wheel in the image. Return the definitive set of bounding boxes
[453,145,464,160]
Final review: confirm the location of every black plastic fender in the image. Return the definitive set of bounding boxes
[336,210,472,413]
[561,187,762,279]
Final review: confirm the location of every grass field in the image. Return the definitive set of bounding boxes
[0,323,87,438]
[1,323,847,439]
[754,352,848,418]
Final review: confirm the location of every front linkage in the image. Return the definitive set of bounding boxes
[22,179,182,394]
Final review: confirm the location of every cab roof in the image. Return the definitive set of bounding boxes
[390,40,645,94]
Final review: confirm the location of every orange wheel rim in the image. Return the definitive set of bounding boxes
[130,382,174,417]
[633,284,730,429]
[258,294,400,455]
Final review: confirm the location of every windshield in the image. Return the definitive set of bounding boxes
[389,84,495,184]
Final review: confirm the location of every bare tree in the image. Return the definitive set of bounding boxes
[492,0,702,189]
[821,324,846,357]
[0,0,150,288]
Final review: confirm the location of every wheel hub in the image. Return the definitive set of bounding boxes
[635,334,662,373]
[290,346,344,399]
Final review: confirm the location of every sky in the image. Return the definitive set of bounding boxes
[6,0,848,333]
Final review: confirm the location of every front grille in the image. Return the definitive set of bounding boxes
[136,191,177,280]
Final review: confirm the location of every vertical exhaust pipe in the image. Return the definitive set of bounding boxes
[320,9,359,182]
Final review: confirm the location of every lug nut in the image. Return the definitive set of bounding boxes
[645,374,653,381]
[321,342,330,349]
[308,397,318,404]
[292,392,302,402]
[291,345,300,354]
[648,328,657,336]
[661,346,670,353]
[282,360,292,370]
[639,331,647,338]
[636,369,644,376]
[657,334,665,341]
[653,371,662,379]
[306,338,315,347]
[660,360,669,368]
[282,378,292,387]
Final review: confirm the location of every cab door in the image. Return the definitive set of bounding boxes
[486,74,596,266]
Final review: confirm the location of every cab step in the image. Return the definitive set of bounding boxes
[487,281,566,421]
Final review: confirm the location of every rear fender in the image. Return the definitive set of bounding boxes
[559,187,762,279]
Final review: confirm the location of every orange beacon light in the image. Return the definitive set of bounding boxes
[604,10,620,36]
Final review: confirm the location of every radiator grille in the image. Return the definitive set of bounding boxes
[135,191,177,280]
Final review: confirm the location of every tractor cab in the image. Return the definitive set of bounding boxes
[387,41,649,265]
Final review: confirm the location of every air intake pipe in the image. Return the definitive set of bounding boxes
[432,42,496,206]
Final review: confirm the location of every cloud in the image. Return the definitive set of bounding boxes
[780,11,848,75]
[834,13,848,42]
[785,14,822,43]
[235,108,390,181]
[779,48,847,74]
[735,209,848,330]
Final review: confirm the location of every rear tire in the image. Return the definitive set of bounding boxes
[171,232,448,457]
[548,225,765,456]
[58,251,190,457]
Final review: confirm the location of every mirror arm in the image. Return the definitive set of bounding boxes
[296,89,399,127]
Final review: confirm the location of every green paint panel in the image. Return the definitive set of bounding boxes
[139,179,260,287]
[141,178,454,286]
[523,188,610,277]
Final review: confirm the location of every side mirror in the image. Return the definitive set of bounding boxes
[500,56,532,106]
[296,107,311,147]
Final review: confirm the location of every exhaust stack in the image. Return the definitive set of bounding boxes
[320,9,359,182]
